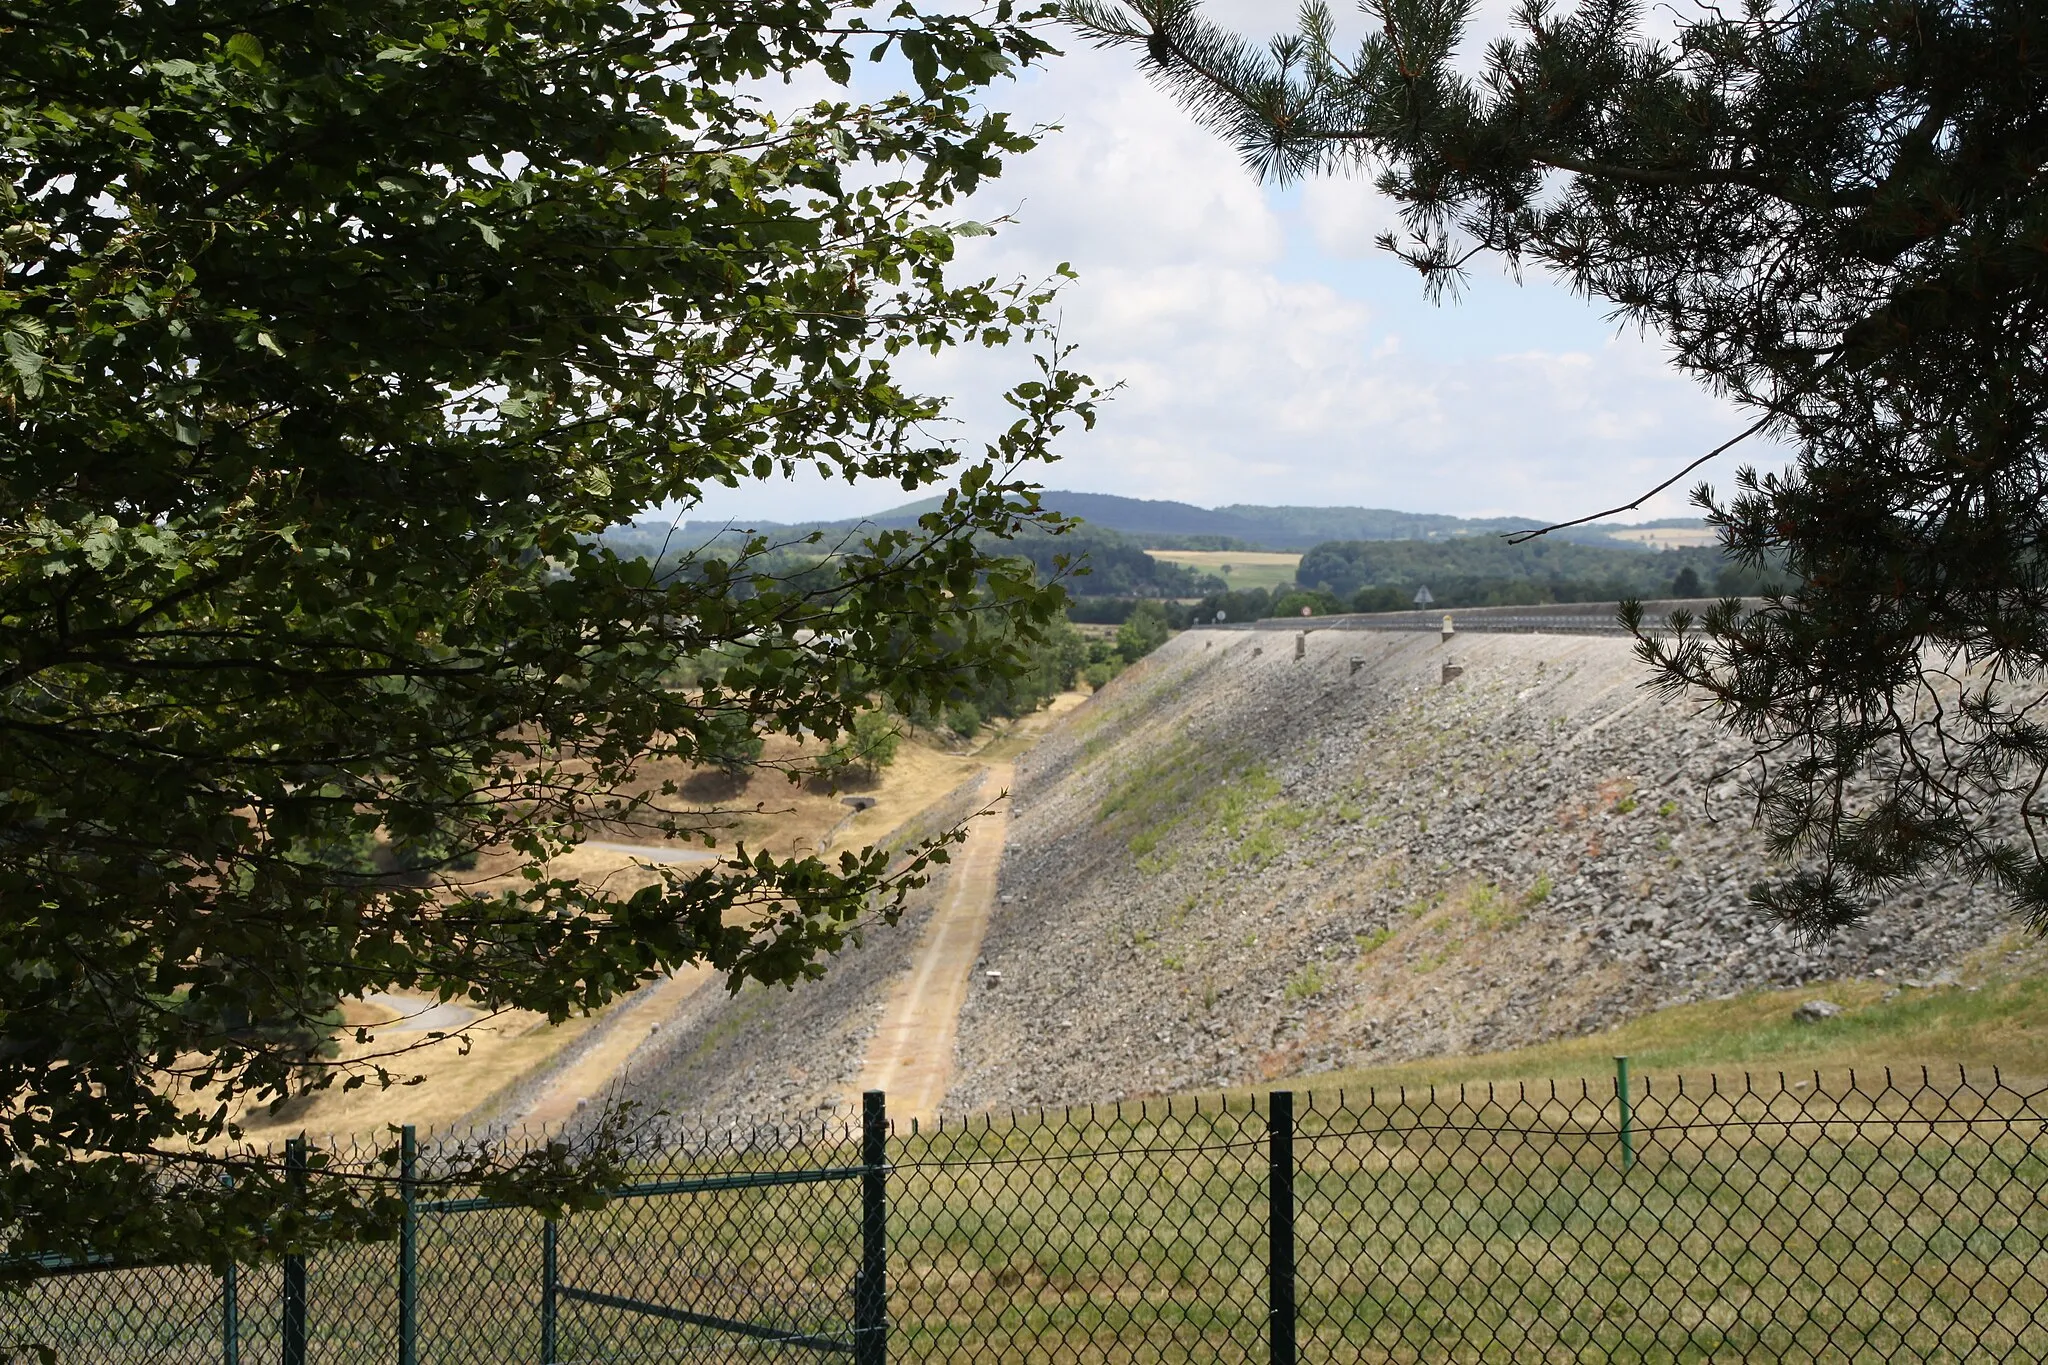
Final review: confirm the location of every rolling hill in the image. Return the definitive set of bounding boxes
[621,493,1708,554]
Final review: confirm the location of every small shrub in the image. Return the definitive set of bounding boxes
[1283,963,1328,1000]
[1355,927,1394,954]
[1115,600,1172,663]
[1238,825,1285,865]
[1469,883,1523,931]
[816,707,902,787]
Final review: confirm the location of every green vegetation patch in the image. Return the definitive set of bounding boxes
[1097,732,1288,871]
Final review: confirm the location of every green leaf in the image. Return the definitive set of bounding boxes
[223,32,266,69]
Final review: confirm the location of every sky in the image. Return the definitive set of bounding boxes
[676,2,1785,528]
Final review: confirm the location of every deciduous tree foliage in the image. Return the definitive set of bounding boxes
[1072,0,2048,935]
[0,0,1094,1264]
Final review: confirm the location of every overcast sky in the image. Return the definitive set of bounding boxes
[677,2,1784,528]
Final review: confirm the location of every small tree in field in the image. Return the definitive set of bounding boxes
[818,708,905,787]
[1117,600,1173,663]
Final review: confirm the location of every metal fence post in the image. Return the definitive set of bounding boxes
[1616,1056,1635,1171]
[219,1170,239,1365]
[540,1218,558,1365]
[1268,1090,1297,1365]
[856,1089,888,1365]
[283,1138,307,1365]
[399,1124,418,1365]
[221,1261,238,1365]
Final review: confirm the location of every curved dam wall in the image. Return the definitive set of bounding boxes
[946,628,2009,1111]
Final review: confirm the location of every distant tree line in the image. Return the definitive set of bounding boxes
[1066,538,1789,626]
[991,528,1220,597]
[1295,539,1785,604]
[626,524,1218,601]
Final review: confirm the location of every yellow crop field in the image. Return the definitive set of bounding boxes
[1144,549,1301,594]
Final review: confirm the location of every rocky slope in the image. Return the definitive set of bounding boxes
[946,628,2012,1111]
[583,772,993,1131]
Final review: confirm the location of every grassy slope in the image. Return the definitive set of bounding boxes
[1268,933,2048,1099]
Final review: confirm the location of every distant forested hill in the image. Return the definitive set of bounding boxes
[599,495,1733,606]
[997,528,1219,597]
[628,492,1704,553]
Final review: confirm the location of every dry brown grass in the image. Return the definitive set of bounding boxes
[248,701,1087,1140]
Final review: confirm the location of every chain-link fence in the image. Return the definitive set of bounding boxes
[6,1065,2046,1363]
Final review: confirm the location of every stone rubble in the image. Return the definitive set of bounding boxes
[945,628,2017,1113]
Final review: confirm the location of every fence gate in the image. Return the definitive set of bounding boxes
[533,1092,888,1365]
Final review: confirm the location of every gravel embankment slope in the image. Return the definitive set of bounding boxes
[947,628,2013,1112]
[584,772,995,1131]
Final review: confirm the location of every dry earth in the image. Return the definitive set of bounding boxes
[241,718,1016,1140]
[851,761,1012,1121]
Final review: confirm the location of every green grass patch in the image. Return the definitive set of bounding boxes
[1099,732,1296,871]
[1468,882,1524,933]
[1354,927,1394,955]
[1297,952,2048,1098]
[1284,963,1330,1001]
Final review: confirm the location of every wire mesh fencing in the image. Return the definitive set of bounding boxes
[4,1065,2046,1363]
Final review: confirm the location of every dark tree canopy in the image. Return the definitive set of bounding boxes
[1072,0,2048,934]
[0,0,1094,1264]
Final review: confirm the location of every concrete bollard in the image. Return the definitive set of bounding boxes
[1294,631,1306,660]
[1441,660,1464,685]
[1440,614,1456,644]
[1349,656,1365,676]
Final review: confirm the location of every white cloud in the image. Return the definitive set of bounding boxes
[678,14,1787,528]
[1298,175,1410,259]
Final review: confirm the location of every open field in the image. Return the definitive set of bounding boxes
[22,1061,2048,1364]
[1144,548,1301,593]
[1603,526,1721,549]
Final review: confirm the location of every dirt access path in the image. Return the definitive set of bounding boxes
[844,693,1082,1120]
[515,966,713,1131]
[848,761,1012,1123]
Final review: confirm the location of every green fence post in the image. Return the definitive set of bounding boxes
[1615,1056,1635,1171]
[399,1124,418,1365]
[540,1217,558,1365]
[219,1171,239,1365]
[221,1261,238,1365]
[856,1090,888,1365]
[283,1138,307,1365]
[1268,1091,1297,1365]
